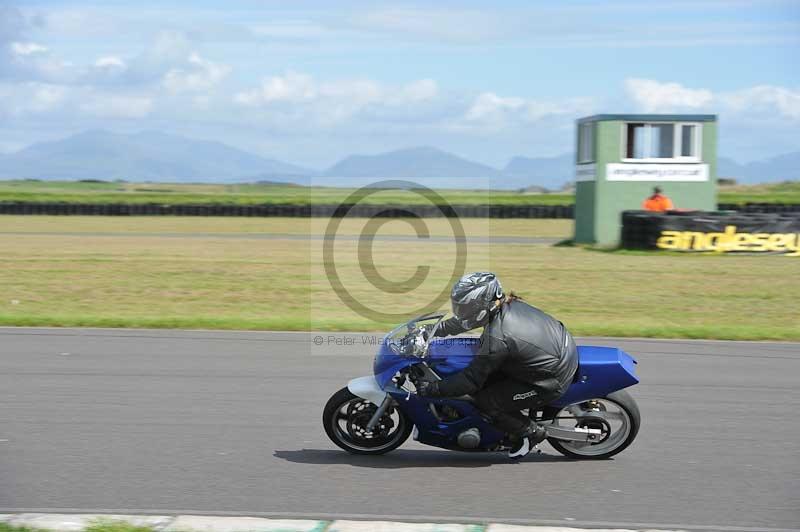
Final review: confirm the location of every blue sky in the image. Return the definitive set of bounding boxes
[1,0,798,168]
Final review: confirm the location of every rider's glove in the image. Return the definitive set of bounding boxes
[416,379,440,397]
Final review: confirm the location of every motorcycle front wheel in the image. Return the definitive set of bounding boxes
[323,387,412,455]
[547,390,640,460]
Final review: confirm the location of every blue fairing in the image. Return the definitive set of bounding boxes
[374,337,638,403]
[373,341,414,388]
[372,337,638,451]
[427,337,482,376]
[551,346,639,407]
[373,337,481,388]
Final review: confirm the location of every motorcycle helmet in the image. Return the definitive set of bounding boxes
[450,272,504,329]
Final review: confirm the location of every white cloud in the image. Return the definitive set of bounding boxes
[250,21,327,39]
[10,42,48,56]
[0,82,66,116]
[31,84,65,110]
[400,79,439,102]
[348,5,800,48]
[721,85,800,121]
[150,30,192,62]
[460,91,594,132]
[235,71,316,104]
[625,78,800,122]
[234,72,439,119]
[0,80,154,120]
[79,94,153,118]
[94,55,125,69]
[625,78,713,112]
[233,73,593,137]
[3,40,73,83]
[162,52,230,93]
[351,8,503,43]
[465,92,526,122]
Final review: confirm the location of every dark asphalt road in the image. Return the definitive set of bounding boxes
[1,328,798,530]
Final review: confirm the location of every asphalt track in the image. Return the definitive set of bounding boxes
[1,328,798,531]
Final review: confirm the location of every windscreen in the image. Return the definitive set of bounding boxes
[384,313,445,357]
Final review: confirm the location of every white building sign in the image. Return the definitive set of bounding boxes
[575,164,596,182]
[606,163,709,182]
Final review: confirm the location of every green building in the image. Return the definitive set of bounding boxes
[573,114,718,246]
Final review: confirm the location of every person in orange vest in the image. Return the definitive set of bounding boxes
[642,186,674,212]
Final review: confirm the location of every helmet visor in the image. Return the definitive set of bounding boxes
[452,301,491,330]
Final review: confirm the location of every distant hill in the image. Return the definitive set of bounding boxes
[500,150,800,189]
[499,151,800,188]
[323,146,500,188]
[0,130,313,183]
[1,130,796,188]
[503,153,574,190]
[718,152,800,183]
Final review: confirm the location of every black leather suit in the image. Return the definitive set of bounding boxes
[433,299,578,436]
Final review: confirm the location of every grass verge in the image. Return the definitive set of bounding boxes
[1,179,798,205]
[718,180,800,204]
[0,215,573,238]
[0,521,155,532]
[0,525,44,532]
[1,216,797,341]
[0,180,574,206]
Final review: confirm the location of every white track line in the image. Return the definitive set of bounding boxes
[1,511,797,532]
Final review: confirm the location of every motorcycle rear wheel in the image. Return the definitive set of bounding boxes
[547,390,640,460]
[323,387,412,455]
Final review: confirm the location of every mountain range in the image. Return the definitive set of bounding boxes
[718,153,800,184]
[0,130,796,189]
[0,130,312,183]
[319,146,496,189]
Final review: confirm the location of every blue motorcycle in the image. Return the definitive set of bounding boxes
[323,314,640,459]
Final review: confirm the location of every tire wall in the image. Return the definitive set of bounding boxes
[0,202,575,218]
[621,210,800,254]
[1,202,797,219]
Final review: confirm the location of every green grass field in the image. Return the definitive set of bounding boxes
[0,215,572,237]
[1,179,797,206]
[1,216,798,340]
[717,180,800,204]
[0,180,574,206]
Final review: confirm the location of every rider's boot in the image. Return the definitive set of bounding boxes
[508,421,547,459]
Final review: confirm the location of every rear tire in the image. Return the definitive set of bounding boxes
[323,387,412,455]
[548,390,640,460]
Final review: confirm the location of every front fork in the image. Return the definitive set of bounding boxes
[348,375,394,432]
[365,395,393,431]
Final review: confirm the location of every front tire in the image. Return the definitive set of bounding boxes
[323,387,412,455]
[548,390,640,460]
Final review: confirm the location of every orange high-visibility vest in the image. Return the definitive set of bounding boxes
[642,194,674,212]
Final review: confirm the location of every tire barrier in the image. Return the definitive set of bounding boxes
[621,210,800,255]
[718,203,800,214]
[0,201,797,219]
[0,202,576,219]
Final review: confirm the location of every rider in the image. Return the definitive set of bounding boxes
[416,272,579,459]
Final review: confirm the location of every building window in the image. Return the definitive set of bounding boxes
[680,124,697,157]
[577,122,594,163]
[624,122,701,161]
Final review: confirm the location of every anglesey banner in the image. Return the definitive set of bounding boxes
[621,211,800,256]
